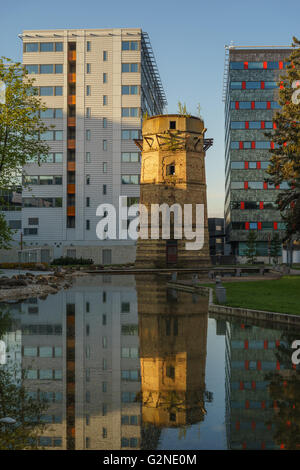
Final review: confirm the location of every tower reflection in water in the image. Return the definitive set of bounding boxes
[137,275,209,449]
[0,274,210,450]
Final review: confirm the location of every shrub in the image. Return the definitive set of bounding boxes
[51,256,94,266]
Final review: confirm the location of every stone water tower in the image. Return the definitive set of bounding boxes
[135,114,213,268]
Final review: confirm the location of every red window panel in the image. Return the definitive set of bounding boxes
[242,81,246,89]
[291,201,295,209]
[261,401,266,409]
[267,101,271,109]
[283,142,287,147]
[263,61,267,69]
[275,184,280,190]
[240,201,245,210]
[245,400,250,409]
[251,141,256,149]
[251,381,256,390]
[235,421,240,430]
[257,360,262,371]
[257,161,261,169]
[245,222,250,230]
[259,201,264,210]
[239,382,244,390]
[280,81,284,89]
[264,340,268,349]
[235,101,239,110]
[244,61,248,69]
[239,141,244,149]
[261,81,265,89]
[251,421,256,430]
[258,222,262,230]
[274,222,278,230]
[279,61,283,69]
[244,340,249,349]
[245,121,249,129]
[251,101,255,109]
[261,442,266,450]
[276,361,280,370]
[244,161,249,169]
[273,122,277,129]
[261,121,265,129]
[263,182,268,190]
[270,142,275,150]
[244,181,248,190]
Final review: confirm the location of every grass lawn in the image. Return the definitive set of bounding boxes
[211,276,300,315]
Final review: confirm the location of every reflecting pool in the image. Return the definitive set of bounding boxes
[0,274,300,450]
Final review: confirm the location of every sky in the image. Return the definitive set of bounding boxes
[1,0,299,217]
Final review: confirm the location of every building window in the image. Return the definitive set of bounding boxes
[86,220,90,230]
[102,382,107,392]
[103,95,108,106]
[122,85,139,95]
[86,175,90,185]
[86,301,90,313]
[28,217,39,225]
[86,107,91,118]
[103,185,107,195]
[86,129,91,141]
[122,107,139,117]
[103,51,108,61]
[103,117,107,128]
[122,63,139,73]
[121,175,139,185]
[102,428,107,438]
[121,152,140,163]
[86,63,91,73]
[102,404,107,416]
[86,152,91,162]
[87,41,91,52]
[122,41,139,51]
[103,73,107,83]
[86,85,91,96]
[86,197,90,207]
[24,43,39,53]
[121,129,140,140]
[103,162,107,173]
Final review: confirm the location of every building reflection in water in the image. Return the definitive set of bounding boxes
[0,275,209,450]
[136,275,209,449]
[224,319,300,450]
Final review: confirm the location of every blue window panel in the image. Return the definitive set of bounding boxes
[55,64,63,73]
[246,82,260,89]
[55,42,63,52]
[265,81,277,89]
[230,141,239,149]
[256,141,270,149]
[239,102,251,109]
[230,82,241,89]
[25,43,38,52]
[271,101,280,109]
[40,43,54,52]
[248,62,263,69]
[122,41,130,51]
[40,87,53,96]
[230,62,244,70]
[244,142,251,149]
[249,222,258,229]
[122,63,130,72]
[249,122,260,129]
[265,122,273,129]
[55,86,63,96]
[255,102,267,109]
[268,61,279,69]
[40,64,53,74]
[231,122,245,129]
[25,65,38,74]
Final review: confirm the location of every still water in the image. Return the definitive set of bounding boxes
[0,274,300,450]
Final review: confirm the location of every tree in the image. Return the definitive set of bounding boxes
[270,232,282,265]
[0,57,51,247]
[265,37,300,241]
[244,230,257,264]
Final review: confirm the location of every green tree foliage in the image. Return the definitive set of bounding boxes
[266,37,300,240]
[0,57,51,248]
[245,230,257,264]
[0,310,48,449]
[177,101,191,117]
[270,232,282,264]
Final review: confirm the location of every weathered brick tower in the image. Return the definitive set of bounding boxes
[135,114,212,268]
